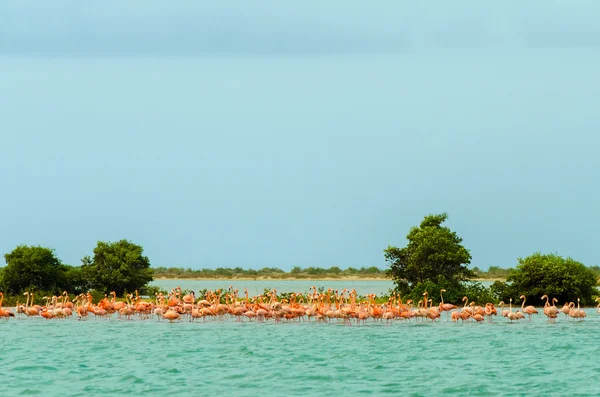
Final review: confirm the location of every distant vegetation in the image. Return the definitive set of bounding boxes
[471,266,512,280]
[153,266,386,279]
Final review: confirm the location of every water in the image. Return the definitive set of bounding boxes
[151,279,396,296]
[151,279,494,296]
[2,310,599,396]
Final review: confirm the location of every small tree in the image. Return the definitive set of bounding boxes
[2,245,66,294]
[81,240,153,295]
[385,213,473,297]
[498,253,598,306]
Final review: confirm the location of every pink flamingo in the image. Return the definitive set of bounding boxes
[438,289,457,321]
[519,295,538,321]
[541,295,558,322]
[561,302,571,320]
[574,298,586,321]
[0,293,15,319]
[506,298,519,322]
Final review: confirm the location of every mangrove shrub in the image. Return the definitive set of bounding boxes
[81,239,154,295]
[385,213,474,299]
[493,253,598,306]
[2,245,66,294]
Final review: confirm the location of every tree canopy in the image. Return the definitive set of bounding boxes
[81,240,154,295]
[492,253,598,306]
[384,213,478,302]
[1,245,68,294]
[385,213,474,301]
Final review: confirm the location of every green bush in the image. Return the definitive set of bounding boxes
[81,240,154,295]
[505,253,598,306]
[386,213,473,296]
[2,245,66,294]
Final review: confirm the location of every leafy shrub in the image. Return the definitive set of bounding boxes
[505,253,598,306]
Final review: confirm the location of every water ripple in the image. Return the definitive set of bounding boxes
[2,311,600,396]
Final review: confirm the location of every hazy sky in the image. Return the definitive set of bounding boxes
[1,2,599,270]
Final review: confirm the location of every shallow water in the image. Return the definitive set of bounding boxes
[2,310,599,396]
[150,279,494,296]
[151,279,396,296]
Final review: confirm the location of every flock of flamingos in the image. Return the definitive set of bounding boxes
[1,287,599,324]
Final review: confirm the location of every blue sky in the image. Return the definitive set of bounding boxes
[1,2,599,269]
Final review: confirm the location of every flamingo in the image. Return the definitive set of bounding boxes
[541,295,558,322]
[498,301,509,319]
[0,293,15,319]
[471,302,485,323]
[484,303,496,322]
[24,292,40,316]
[515,310,525,321]
[520,295,538,321]
[74,295,88,320]
[382,304,395,324]
[6,282,600,325]
[573,298,586,321]
[191,297,205,322]
[153,293,165,320]
[459,296,473,321]
[425,299,440,321]
[62,291,74,310]
[438,289,457,321]
[450,310,461,322]
[119,294,134,320]
[167,289,180,307]
[113,292,126,311]
[40,297,55,319]
[61,292,73,317]
[561,302,571,320]
[414,299,427,321]
[15,296,26,318]
[183,290,195,304]
[52,296,66,319]
[162,307,181,323]
[506,298,519,322]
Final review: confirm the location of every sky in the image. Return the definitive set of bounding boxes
[1,1,599,270]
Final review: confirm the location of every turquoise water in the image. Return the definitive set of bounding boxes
[151,279,396,296]
[2,310,599,396]
[151,279,494,296]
